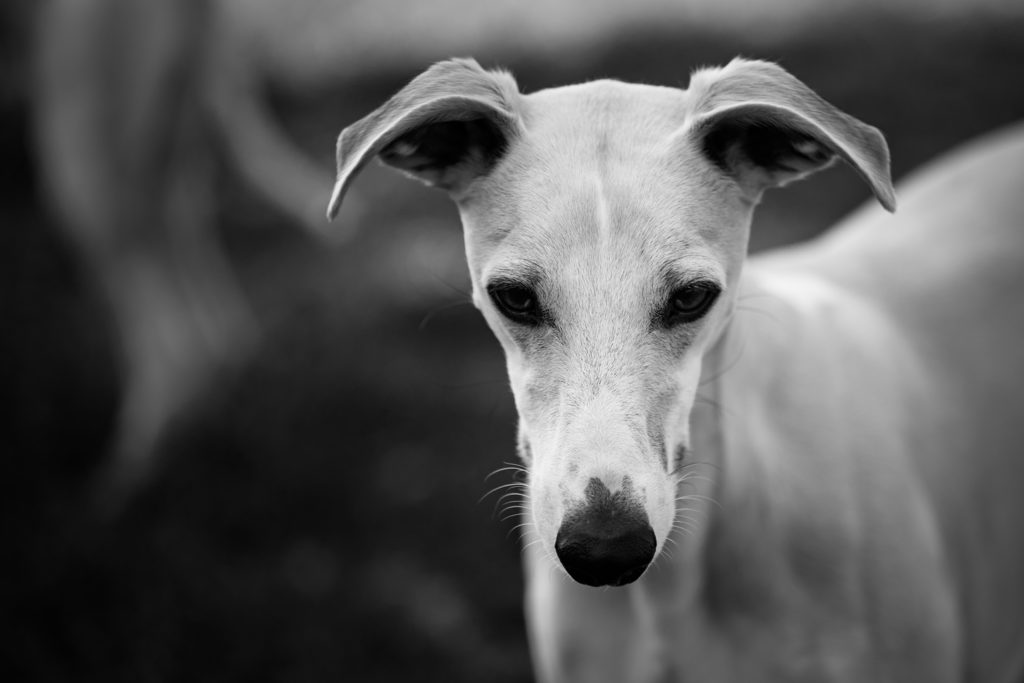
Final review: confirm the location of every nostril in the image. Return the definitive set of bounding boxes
[555,515,656,587]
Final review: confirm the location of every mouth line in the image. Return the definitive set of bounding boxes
[667,442,692,477]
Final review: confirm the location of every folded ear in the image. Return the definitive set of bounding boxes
[326,58,523,220]
[687,59,896,211]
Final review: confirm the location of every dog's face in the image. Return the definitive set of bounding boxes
[458,83,751,585]
[327,58,893,587]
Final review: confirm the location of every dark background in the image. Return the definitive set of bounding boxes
[3,2,1024,681]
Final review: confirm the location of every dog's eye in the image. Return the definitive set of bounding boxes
[488,282,543,324]
[663,283,719,325]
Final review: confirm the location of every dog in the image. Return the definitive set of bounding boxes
[325,58,1024,682]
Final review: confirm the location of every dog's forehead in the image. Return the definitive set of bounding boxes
[522,79,690,140]
[464,79,743,286]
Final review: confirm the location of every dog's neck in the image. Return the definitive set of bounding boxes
[643,264,872,626]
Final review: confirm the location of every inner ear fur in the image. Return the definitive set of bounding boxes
[379,116,510,189]
[701,110,836,188]
[327,58,522,220]
[687,59,896,211]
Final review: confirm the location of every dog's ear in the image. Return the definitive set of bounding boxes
[326,58,522,220]
[687,59,896,211]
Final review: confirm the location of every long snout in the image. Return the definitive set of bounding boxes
[554,478,656,587]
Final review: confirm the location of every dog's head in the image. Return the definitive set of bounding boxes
[328,58,893,587]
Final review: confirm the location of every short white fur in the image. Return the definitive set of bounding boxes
[326,58,1024,683]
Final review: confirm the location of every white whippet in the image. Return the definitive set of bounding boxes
[326,58,1024,682]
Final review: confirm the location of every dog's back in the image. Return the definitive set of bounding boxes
[754,123,1024,681]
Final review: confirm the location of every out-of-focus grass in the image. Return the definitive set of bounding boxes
[3,10,1024,682]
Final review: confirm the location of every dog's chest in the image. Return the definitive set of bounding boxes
[640,601,877,683]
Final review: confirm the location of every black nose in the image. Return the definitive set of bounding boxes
[554,480,656,587]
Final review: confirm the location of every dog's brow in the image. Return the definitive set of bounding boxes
[485,261,545,286]
[659,259,727,290]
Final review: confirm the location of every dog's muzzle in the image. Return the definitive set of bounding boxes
[554,478,656,587]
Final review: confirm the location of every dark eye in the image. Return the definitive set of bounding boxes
[663,282,719,326]
[488,282,543,325]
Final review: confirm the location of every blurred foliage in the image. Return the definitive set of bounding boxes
[3,3,1024,682]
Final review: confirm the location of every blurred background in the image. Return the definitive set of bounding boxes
[2,0,1023,680]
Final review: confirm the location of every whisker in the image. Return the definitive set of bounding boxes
[498,505,529,519]
[672,513,700,530]
[495,489,527,506]
[418,298,474,331]
[478,480,527,504]
[499,508,530,523]
[508,521,534,541]
[676,468,717,483]
[674,512,708,528]
[520,538,543,555]
[676,468,716,480]
[484,464,529,482]
[672,520,699,535]
[676,493,721,510]
[675,460,721,474]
